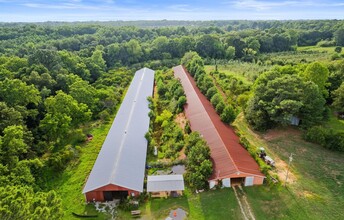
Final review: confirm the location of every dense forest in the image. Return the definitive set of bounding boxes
[0,20,344,219]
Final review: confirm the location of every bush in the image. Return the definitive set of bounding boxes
[210,93,223,107]
[220,105,236,124]
[316,40,336,47]
[304,126,327,146]
[304,126,344,152]
[325,131,344,151]
[335,46,342,53]
[331,53,341,60]
[184,120,191,134]
[206,87,218,100]
[215,101,225,114]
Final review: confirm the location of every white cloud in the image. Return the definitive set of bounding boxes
[168,4,195,12]
[21,2,99,10]
[229,0,344,11]
[231,0,303,10]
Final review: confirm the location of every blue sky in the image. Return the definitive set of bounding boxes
[0,0,343,22]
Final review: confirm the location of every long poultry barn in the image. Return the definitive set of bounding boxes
[173,65,264,188]
[83,67,155,202]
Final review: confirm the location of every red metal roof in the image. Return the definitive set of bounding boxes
[173,65,264,180]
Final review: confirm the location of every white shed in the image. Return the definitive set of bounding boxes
[147,175,185,198]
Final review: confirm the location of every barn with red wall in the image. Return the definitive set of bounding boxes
[83,68,155,202]
[173,65,265,188]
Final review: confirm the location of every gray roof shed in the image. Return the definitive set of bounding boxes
[83,67,155,194]
[147,175,185,192]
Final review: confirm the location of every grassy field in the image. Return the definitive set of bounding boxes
[49,120,113,219]
[298,45,343,54]
[205,62,270,82]
[324,110,344,133]
[233,114,344,220]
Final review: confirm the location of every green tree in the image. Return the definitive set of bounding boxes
[246,37,261,52]
[91,49,106,71]
[195,35,225,60]
[28,49,61,71]
[181,51,199,67]
[39,91,91,141]
[0,186,63,220]
[185,134,212,190]
[0,102,23,133]
[225,46,236,60]
[0,78,41,107]
[220,105,236,124]
[104,43,120,67]
[302,62,330,98]
[0,125,28,167]
[245,72,325,130]
[69,80,99,113]
[334,29,344,46]
[332,82,344,113]
[120,39,143,65]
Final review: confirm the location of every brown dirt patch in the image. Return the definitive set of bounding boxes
[263,127,302,141]
[274,158,297,185]
[178,147,186,160]
[297,190,322,200]
[175,112,187,130]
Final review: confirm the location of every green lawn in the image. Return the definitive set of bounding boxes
[233,114,344,220]
[134,188,242,220]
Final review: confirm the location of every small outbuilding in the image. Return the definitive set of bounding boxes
[147,175,185,198]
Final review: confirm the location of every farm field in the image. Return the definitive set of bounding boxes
[234,114,344,220]
[298,45,344,54]
[205,62,269,82]
[203,51,344,219]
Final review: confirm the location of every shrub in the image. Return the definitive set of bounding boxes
[335,46,342,53]
[304,126,327,146]
[210,93,223,107]
[206,87,218,100]
[220,105,236,124]
[215,101,225,114]
[304,126,344,152]
[325,131,344,151]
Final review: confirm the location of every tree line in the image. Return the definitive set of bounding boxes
[0,29,133,218]
[1,20,343,69]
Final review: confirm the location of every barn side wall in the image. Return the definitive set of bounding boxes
[85,184,140,202]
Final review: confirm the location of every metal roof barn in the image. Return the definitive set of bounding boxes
[173,65,264,185]
[83,68,154,201]
[147,175,185,192]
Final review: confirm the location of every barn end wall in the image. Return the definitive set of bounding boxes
[85,184,140,202]
[253,176,265,185]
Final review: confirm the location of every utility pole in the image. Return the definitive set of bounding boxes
[284,153,294,187]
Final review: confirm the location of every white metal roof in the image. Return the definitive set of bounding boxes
[147,175,185,192]
[83,67,155,194]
